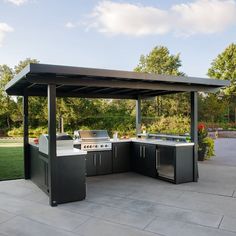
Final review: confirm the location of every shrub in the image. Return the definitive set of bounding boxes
[145,115,190,135]
[198,123,215,160]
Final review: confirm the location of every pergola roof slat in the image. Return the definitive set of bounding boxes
[5,63,230,99]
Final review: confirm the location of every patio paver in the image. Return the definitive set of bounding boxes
[0,138,236,236]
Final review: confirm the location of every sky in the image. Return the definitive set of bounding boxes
[0,0,236,78]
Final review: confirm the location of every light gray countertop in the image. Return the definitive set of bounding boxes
[111,138,194,147]
[57,148,87,156]
[29,143,87,156]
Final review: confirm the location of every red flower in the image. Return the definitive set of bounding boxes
[198,123,205,131]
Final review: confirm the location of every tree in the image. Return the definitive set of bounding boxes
[208,43,236,123]
[0,65,16,129]
[134,46,184,76]
[134,46,189,133]
[0,58,42,132]
[208,43,236,95]
[198,93,228,123]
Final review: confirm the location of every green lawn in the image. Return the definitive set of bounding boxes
[0,144,23,181]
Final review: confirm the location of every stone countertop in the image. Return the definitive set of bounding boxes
[111,139,194,147]
[57,148,87,156]
[110,139,132,143]
[29,143,87,156]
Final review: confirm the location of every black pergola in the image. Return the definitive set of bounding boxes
[5,63,230,206]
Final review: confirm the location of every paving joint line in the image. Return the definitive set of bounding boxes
[218,215,224,229]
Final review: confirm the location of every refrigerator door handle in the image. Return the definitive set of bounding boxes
[156,149,160,170]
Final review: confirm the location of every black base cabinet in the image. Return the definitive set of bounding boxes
[86,151,112,176]
[131,143,157,178]
[156,145,194,184]
[112,142,130,173]
[29,144,86,205]
[132,142,194,184]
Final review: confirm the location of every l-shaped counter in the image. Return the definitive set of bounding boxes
[28,138,194,205]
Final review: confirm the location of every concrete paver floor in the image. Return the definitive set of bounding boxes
[1,138,236,236]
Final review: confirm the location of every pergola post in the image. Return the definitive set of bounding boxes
[136,97,141,135]
[48,84,57,206]
[190,91,198,182]
[23,92,30,179]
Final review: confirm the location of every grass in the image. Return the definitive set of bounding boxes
[0,140,23,181]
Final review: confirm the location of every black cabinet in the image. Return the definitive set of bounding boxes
[86,152,97,176]
[97,151,112,175]
[112,142,130,173]
[156,145,194,184]
[86,151,112,176]
[131,142,157,178]
[131,142,142,173]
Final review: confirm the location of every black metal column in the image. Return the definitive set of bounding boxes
[23,93,30,179]
[136,97,141,135]
[190,91,198,182]
[48,84,57,206]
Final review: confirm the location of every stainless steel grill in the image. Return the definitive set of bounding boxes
[74,130,112,151]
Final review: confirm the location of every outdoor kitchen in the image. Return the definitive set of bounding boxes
[5,63,229,206]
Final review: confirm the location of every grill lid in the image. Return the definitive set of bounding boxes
[75,130,110,141]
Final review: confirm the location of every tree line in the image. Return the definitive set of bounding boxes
[0,44,235,137]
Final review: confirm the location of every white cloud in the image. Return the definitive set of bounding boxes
[89,1,170,36]
[86,0,236,37]
[5,0,28,6]
[172,0,236,35]
[65,22,76,29]
[0,23,14,47]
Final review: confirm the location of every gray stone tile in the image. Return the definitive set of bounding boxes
[23,190,49,204]
[0,209,15,224]
[0,182,35,198]
[108,210,156,229]
[220,216,236,233]
[59,201,123,218]
[0,216,79,236]
[150,204,222,228]
[22,206,90,231]
[145,217,236,236]
[0,193,41,214]
[73,217,160,236]
[127,186,184,204]
[60,199,155,229]
[84,192,221,229]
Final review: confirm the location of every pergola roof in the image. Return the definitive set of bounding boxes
[5,63,230,99]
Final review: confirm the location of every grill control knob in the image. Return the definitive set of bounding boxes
[95,145,97,148]
[89,145,92,148]
[101,145,103,148]
[105,145,108,147]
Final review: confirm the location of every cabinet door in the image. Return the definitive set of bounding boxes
[86,152,97,176]
[157,146,175,180]
[143,144,157,177]
[131,143,143,173]
[97,151,112,175]
[113,143,130,173]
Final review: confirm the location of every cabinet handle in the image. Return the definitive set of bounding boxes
[99,154,102,165]
[143,146,145,158]
[140,146,142,158]
[156,149,160,169]
[115,146,117,158]
[94,154,96,166]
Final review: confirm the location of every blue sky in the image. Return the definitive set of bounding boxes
[0,0,236,77]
